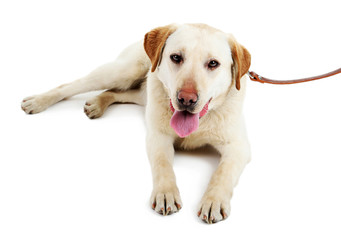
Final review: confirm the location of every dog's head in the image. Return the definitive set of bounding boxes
[144,24,251,137]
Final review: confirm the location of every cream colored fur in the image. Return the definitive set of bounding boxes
[21,23,251,224]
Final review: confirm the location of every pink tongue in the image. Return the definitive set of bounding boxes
[170,110,200,138]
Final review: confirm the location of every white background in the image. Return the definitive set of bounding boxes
[1,0,341,239]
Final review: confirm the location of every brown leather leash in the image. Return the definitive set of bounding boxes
[248,67,341,85]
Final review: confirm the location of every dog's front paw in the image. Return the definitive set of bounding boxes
[150,187,182,216]
[21,95,50,114]
[197,194,230,224]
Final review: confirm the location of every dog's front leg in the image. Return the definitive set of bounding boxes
[147,132,182,216]
[198,141,250,224]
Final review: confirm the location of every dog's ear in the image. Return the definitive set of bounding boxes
[144,25,177,72]
[228,36,251,90]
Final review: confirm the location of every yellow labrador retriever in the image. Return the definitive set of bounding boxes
[21,23,251,224]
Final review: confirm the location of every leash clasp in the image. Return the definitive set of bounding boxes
[247,71,264,83]
[247,71,256,80]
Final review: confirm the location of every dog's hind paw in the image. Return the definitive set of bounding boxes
[21,95,50,114]
[84,99,105,119]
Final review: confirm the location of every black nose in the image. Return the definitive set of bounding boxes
[177,90,198,107]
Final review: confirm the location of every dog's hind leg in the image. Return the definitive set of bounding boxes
[21,40,150,114]
[84,81,147,119]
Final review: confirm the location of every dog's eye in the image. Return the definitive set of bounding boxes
[207,60,220,70]
[170,54,183,64]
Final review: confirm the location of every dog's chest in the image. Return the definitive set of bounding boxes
[175,124,228,150]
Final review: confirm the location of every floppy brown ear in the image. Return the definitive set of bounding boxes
[144,25,177,72]
[228,36,251,90]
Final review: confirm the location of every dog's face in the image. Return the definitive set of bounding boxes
[159,24,233,112]
[144,24,251,137]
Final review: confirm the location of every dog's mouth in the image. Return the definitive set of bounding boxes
[169,99,211,138]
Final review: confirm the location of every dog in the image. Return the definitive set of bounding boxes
[21,23,251,224]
